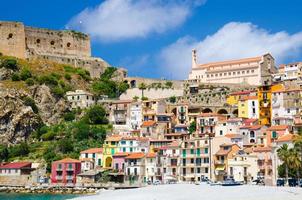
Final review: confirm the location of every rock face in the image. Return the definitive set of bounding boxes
[0,84,70,144]
[32,85,69,125]
[0,88,41,144]
[0,67,13,80]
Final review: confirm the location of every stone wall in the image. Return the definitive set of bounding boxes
[119,88,183,100]
[124,77,184,89]
[24,27,91,58]
[0,21,26,58]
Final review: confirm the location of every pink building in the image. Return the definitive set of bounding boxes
[51,158,81,186]
[113,153,129,172]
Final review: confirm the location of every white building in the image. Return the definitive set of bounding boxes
[228,152,258,183]
[145,153,157,183]
[79,148,103,168]
[66,90,95,109]
[189,50,276,86]
[130,101,142,130]
[125,152,146,184]
[117,137,149,153]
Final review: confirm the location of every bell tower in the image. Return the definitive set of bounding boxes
[192,49,198,69]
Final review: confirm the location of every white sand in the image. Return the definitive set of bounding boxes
[71,184,302,200]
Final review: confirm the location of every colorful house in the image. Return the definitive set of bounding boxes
[80,148,103,168]
[125,152,146,184]
[51,158,81,186]
[103,135,121,168]
[238,96,259,119]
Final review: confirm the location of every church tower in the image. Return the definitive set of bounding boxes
[192,49,198,69]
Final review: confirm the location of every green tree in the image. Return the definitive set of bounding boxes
[133,96,139,101]
[138,83,147,98]
[1,58,19,70]
[289,148,301,182]
[277,144,291,185]
[20,68,32,81]
[63,111,76,122]
[169,96,176,103]
[165,81,173,88]
[0,145,9,162]
[189,121,196,134]
[83,105,108,125]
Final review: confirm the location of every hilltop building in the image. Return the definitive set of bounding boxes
[189,49,276,86]
[0,21,123,78]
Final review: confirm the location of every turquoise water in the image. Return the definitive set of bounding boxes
[0,193,80,200]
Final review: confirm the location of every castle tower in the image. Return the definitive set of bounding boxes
[0,21,26,58]
[192,49,198,69]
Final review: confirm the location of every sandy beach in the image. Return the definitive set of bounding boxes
[71,184,302,200]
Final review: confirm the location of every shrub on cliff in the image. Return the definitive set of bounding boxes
[20,68,32,81]
[23,96,39,113]
[0,57,19,71]
[82,105,108,125]
[11,73,21,81]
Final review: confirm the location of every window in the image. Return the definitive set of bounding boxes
[191,158,194,164]
[50,40,55,45]
[36,39,40,43]
[220,130,223,135]
[8,33,13,39]
[204,148,208,154]
[250,131,255,138]
[205,167,209,173]
[67,42,71,47]
[85,153,88,158]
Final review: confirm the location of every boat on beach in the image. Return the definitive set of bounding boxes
[221,178,242,186]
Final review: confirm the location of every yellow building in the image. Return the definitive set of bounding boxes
[226,91,255,106]
[258,84,284,125]
[238,96,259,119]
[102,135,121,168]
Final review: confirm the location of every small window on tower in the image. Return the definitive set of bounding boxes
[67,42,71,47]
[36,39,40,44]
[8,33,13,39]
[50,41,55,45]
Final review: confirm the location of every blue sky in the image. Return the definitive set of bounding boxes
[1,0,302,79]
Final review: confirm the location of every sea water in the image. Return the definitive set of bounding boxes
[0,193,80,200]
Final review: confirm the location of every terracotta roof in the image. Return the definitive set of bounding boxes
[146,152,156,158]
[240,125,262,130]
[80,158,94,162]
[141,120,156,127]
[225,134,243,139]
[243,118,258,125]
[113,152,129,157]
[106,135,122,142]
[0,162,31,169]
[80,148,103,154]
[175,124,188,128]
[240,96,258,101]
[198,56,262,69]
[125,152,145,159]
[267,125,288,131]
[54,158,81,163]
[276,134,295,142]
[215,149,231,156]
[253,146,272,152]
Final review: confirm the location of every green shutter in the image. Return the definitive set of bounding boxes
[272,131,277,138]
[205,148,208,154]
[197,149,200,156]
[182,149,186,157]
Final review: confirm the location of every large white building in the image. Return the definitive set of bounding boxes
[66,90,95,109]
[188,50,276,86]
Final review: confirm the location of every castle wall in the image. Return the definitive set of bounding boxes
[0,21,26,58]
[24,27,91,58]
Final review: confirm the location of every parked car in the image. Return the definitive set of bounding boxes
[288,179,298,187]
[276,179,285,186]
[252,179,265,185]
[153,180,161,185]
[299,180,302,187]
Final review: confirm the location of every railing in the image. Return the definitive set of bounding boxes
[66,175,73,180]
[56,175,62,180]
[215,160,225,165]
[66,167,74,171]
[56,168,63,171]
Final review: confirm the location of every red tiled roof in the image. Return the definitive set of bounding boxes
[225,134,243,139]
[240,96,258,101]
[253,146,272,152]
[141,120,156,127]
[198,56,262,69]
[0,162,31,169]
[53,158,81,163]
[80,148,103,154]
[243,118,258,125]
[125,152,145,159]
[276,134,295,142]
[267,125,288,131]
[146,152,156,158]
[106,135,122,142]
[113,152,129,157]
[215,149,231,156]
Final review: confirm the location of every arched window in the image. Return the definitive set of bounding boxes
[50,41,55,45]
[250,131,255,138]
[67,42,71,47]
[8,33,13,39]
[36,39,40,44]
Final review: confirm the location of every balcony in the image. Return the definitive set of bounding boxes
[215,160,225,165]
[56,168,63,171]
[56,175,63,180]
[179,108,186,113]
[66,167,74,171]
[66,175,73,180]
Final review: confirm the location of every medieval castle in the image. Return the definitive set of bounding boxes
[0,21,114,78]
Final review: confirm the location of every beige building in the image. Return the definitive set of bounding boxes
[189,49,276,86]
[66,90,95,109]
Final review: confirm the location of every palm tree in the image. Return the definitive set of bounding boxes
[289,148,301,183]
[277,144,291,185]
[138,83,147,99]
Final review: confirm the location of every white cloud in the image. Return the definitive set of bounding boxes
[67,0,205,42]
[159,22,302,79]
